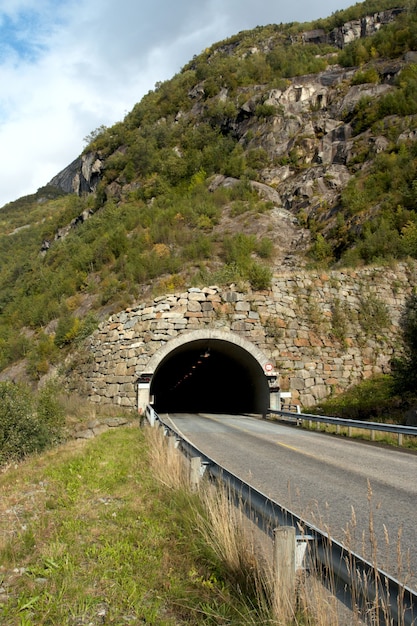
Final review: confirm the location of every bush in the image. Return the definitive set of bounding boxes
[247,261,272,290]
[256,237,274,259]
[37,380,65,443]
[358,292,390,337]
[0,382,64,465]
[55,311,98,348]
[312,375,396,421]
[351,67,380,85]
[26,333,59,380]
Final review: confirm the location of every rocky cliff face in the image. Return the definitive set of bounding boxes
[47,7,409,249]
[303,8,405,47]
[49,152,103,195]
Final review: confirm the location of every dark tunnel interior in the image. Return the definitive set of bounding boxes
[151,339,270,414]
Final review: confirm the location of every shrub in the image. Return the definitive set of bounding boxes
[401,220,417,257]
[256,237,274,259]
[37,380,66,444]
[255,103,276,118]
[0,382,63,465]
[331,298,349,346]
[309,234,334,264]
[358,292,390,337]
[247,261,272,290]
[351,67,380,85]
[55,313,81,348]
[26,332,59,380]
[312,375,395,421]
[55,311,98,348]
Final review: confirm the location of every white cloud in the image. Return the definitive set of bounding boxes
[0,0,353,207]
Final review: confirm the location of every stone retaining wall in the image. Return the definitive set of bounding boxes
[69,262,416,408]
[73,417,134,440]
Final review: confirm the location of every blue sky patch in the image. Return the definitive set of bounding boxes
[0,9,51,64]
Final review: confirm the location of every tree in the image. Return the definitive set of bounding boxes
[83,124,108,146]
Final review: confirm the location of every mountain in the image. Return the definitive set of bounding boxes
[1,0,417,381]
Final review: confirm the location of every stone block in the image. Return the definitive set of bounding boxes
[103,384,118,397]
[309,333,323,347]
[119,396,135,407]
[92,425,110,436]
[162,307,187,317]
[188,300,202,312]
[223,291,241,303]
[174,322,188,330]
[105,417,130,427]
[114,363,127,376]
[120,383,135,393]
[75,429,95,439]
[294,338,310,347]
[188,291,206,302]
[324,377,339,385]
[290,377,305,390]
[155,303,170,312]
[123,317,139,330]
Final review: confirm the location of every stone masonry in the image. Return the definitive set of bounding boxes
[69,262,416,409]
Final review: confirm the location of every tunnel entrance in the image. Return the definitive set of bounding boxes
[147,337,271,415]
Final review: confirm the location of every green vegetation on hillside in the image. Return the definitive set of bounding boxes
[1,0,417,380]
[336,140,417,265]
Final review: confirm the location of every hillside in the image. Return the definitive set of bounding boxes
[1,0,417,382]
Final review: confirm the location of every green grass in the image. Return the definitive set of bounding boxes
[0,426,277,625]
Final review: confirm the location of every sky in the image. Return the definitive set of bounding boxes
[0,0,354,208]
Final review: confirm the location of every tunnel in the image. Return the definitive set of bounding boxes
[149,338,271,415]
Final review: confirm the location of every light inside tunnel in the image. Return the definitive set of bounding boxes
[151,339,270,414]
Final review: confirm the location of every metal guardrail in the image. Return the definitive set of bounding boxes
[146,405,416,626]
[269,408,417,446]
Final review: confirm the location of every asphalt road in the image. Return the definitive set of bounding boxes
[165,412,417,591]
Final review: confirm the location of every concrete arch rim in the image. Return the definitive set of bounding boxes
[142,329,273,375]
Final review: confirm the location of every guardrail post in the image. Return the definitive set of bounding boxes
[273,526,296,622]
[398,432,403,447]
[168,434,179,449]
[190,456,202,491]
[295,535,313,572]
[145,405,156,427]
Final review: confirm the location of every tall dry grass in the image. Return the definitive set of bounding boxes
[144,423,354,625]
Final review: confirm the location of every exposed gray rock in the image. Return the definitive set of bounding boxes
[48,152,103,195]
[305,9,406,49]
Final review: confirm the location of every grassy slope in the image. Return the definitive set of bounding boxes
[0,427,250,625]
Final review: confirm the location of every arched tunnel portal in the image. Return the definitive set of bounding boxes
[138,331,276,415]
